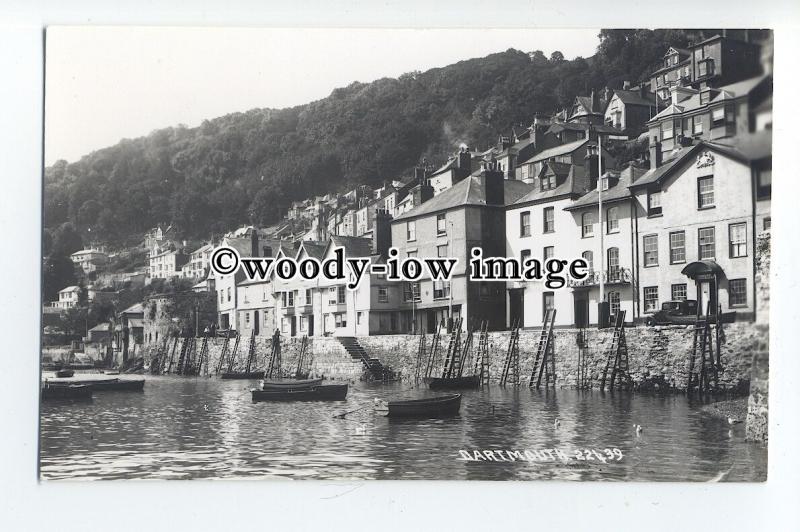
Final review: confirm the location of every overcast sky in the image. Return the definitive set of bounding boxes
[44,27,600,165]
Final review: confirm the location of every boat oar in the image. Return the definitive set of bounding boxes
[333,404,374,419]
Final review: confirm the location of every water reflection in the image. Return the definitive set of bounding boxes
[39,377,766,481]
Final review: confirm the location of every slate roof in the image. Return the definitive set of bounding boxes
[512,163,590,206]
[648,75,769,123]
[613,89,658,107]
[59,285,80,293]
[297,241,327,260]
[393,174,533,222]
[629,135,770,190]
[121,303,144,315]
[329,235,373,258]
[523,138,588,165]
[564,166,648,211]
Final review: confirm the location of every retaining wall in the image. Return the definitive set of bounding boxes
[144,322,766,391]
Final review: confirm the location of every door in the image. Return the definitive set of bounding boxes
[573,295,589,328]
[509,288,524,327]
[698,281,715,315]
[308,315,314,337]
[290,316,297,337]
[253,310,260,336]
[426,311,436,333]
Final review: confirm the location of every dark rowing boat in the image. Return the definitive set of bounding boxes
[259,377,323,391]
[220,371,265,380]
[46,376,145,392]
[427,375,480,390]
[41,383,93,402]
[251,383,348,402]
[55,369,75,378]
[385,393,461,418]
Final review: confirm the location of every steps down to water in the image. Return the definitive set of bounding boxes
[335,337,388,380]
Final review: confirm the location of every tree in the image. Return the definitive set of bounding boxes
[549,51,565,63]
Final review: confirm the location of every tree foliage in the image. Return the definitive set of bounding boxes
[44,30,713,247]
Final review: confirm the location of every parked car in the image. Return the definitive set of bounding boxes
[646,300,737,325]
[646,300,698,325]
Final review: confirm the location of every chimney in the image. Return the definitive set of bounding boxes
[623,80,631,90]
[482,159,505,206]
[250,229,259,257]
[649,139,663,170]
[584,146,600,185]
[591,90,598,112]
[456,145,472,179]
[410,182,434,207]
[414,166,427,185]
[372,210,392,257]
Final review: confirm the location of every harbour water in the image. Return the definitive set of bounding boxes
[39,376,767,481]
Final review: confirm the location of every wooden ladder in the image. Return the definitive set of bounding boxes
[424,320,443,378]
[530,308,557,389]
[215,334,231,374]
[457,323,475,378]
[196,334,209,376]
[600,310,633,390]
[266,333,282,378]
[688,316,719,395]
[176,336,190,375]
[500,319,520,386]
[226,332,241,373]
[576,328,590,389]
[165,336,179,374]
[294,336,308,378]
[441,318,463,378]
[244,329,257,374]
[476,321,490,385]
[414,331,426,382]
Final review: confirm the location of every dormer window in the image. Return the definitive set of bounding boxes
[600,176,610,191]
[541,174,557,191]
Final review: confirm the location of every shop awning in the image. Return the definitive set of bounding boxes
[681,260,724,280]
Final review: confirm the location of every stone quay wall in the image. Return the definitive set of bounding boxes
[359,322,766,392]
[144,321,766,391]
[144,336,364,380]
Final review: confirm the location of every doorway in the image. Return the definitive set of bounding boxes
[573,295,589,328]
[509,288,525,327]
[253,310,260,335]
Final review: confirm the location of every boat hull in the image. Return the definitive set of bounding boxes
[260,378,323,391]
[220,371,265,380]
[45,377,145,392]
[41,384,93,402]
[427,375,480,390]
[387,393,462,418]
[251,384,348,402]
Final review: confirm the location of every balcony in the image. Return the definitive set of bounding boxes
[568,267,633,289]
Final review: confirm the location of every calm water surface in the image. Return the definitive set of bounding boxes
[39,376,766,481]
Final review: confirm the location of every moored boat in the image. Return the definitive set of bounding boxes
[46,375,145,392]
[41,383,93,402]
[259,377,323,391]
[55,369,75,378]
[427,375,480,390]
[220,371,265,380]
[251,383,348,402]
[384,393,461,418]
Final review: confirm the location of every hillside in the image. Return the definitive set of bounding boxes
[43,29,709,248]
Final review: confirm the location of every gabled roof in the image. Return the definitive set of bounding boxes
[88,322,111,332]
[524,138,588,165]
[612,89,657,107]
[121,302,144,315]
[629,139,758,190]
[328,235,372,258]
[564,166,648,211]
[222,236,253,257]
[59,285,80,293]
[297,241,327,261]
[512,163,590,206]
[393,174,533,222]
[648,75,770,123]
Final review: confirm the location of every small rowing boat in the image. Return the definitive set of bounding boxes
[259,377,323,391]
[220,371,265,380]
[427,375,480,390]
[45,375,145,392]
[384,393,461,418]
[251,383,348,402]
[41,383,93,402]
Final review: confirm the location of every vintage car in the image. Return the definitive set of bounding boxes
[646,300,699,325]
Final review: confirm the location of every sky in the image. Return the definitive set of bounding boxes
[44,27,600,165]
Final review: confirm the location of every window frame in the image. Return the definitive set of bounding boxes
[728,222,748,258]
[698,226,716,260]
[581,212,595,238]
[543,207,555,233]
[697,175,715,209]
[643,234,659,267]
[436,213,447,236]
[520,211,531,237]
[669,230,686,264]
[728,278,748,308]
[606,205,619,233]
[647,190,662,217]
[643,286,659,313]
